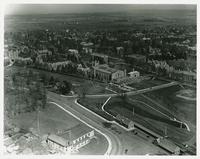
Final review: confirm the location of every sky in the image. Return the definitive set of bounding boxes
[5,4,196,15]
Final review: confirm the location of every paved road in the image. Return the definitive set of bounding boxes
[47,91,123,155]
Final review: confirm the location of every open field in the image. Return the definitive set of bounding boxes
[128,79,168,90]
[144,85,196,126]
[6,102,109,155]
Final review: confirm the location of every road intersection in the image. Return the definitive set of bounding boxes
[47,91,123,155]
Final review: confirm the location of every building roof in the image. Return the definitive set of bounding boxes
[60,124,93,142]
[68,49,78,53]
[128,71,139,75]
[47,134,69,147]
[127,54,146,59]
[91,53,108,58]
[157,138,180,153]
[116,114,132,126]
[93,64,119,74]
[173,70,196,76]
[80,42,93,47]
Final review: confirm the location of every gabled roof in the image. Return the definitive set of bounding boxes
[93,64,120,74]
[47,134,69,147]
[60,124,93,142]
[116,114,132,125]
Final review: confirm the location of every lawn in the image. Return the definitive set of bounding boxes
[128,79,168,90]
[7,103,109,155]
[10,103,81,135]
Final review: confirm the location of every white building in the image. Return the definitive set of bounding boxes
[68,49,79,54]
[128,69,140,78]
[93,64,126,82]
[46,124,95,153]
[80,42,93,54]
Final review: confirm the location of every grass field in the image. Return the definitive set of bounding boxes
[8,102,109,155]
[128,79,168,90]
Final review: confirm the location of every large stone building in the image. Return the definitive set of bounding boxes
[91,53,109,64]
[93,64,126,82]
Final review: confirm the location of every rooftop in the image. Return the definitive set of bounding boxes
[174,70,196,76]
[157,138,180,153]
[93,64,119,74]
[116,114,132,126]
[80,42,93,47]
[127,54,146,59]
[91,53,108,58]
[128,70,139,74]
[47,134,69,147]
[60,124,93,142]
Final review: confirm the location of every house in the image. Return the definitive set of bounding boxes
[46,134,70,152]
[128,69,140,78]
[115,114,135,129]
[155,137,180,155]
[93,64,126,82]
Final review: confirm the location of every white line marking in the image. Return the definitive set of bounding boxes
[48,101,112,155]
[102,97,112,112]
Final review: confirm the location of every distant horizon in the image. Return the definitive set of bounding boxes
[5,4,196,15]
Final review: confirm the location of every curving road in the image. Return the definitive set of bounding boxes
[47,91,123,155]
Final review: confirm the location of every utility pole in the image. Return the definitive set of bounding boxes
[164,126,167,137]
[37,105,40,135]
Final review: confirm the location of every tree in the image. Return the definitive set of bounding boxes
[58,80,72,95]
[49,76,55,85]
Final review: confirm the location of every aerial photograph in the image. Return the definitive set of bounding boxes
[3,3,196,155]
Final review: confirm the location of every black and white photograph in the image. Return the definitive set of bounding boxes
[2,1,198,156]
